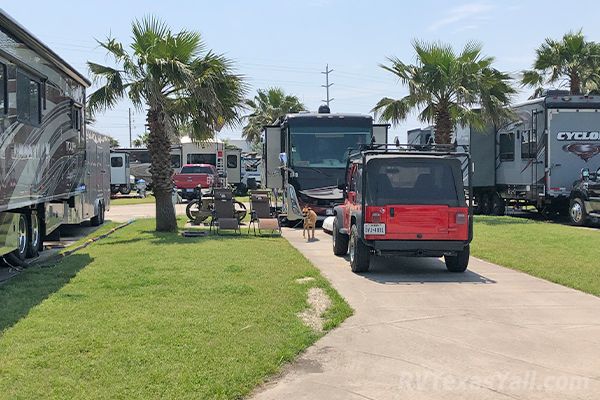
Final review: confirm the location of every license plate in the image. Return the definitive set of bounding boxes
[326,208,334,216]
[186,188,194,192]
[364,223,385,235]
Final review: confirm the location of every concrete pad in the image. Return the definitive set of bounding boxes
[106,203,187,222]
[251,228,600,400]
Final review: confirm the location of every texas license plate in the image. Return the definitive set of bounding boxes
[364,223,385,235]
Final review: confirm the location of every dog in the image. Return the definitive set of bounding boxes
[302,206,317,240]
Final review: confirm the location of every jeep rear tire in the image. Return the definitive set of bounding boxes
[569,197,588,226]
[445,244,469,273]
[349,224,370,272]
[332,219,349,256]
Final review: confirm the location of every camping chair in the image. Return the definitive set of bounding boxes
[249,190,281,236]
[210,188,241,235]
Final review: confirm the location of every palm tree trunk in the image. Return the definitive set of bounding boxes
[570,72,582,95]
[147,106,178,232]
[434,105,453,144]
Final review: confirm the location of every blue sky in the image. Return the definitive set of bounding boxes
[4,1,600,145]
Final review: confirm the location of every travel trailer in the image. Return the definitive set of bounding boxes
[122,137,241,190]
[409,93,600,221]
[110,150,131,195]
[0,10,110,262]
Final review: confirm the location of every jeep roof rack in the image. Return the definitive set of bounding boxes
[346,143,471,163]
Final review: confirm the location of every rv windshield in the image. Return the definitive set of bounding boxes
[290,127,370,169]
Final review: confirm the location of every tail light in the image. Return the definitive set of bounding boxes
[455,212,467,225]
[371,212,381,223]
[207,175,213,184]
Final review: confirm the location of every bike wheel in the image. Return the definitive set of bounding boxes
[234,201,247,223]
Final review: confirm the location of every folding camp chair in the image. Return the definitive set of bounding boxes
[210,188,241,235]
[248,190,281,236]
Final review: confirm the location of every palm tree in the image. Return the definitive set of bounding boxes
[88,17,245,231]
[522,30,600,97]
[373,41,515,145]
[243,87,306,143]
[133,132,149,147]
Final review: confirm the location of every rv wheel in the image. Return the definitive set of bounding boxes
[569,198,588,226]
[11,214,29,262]
[491,193,506,216]
[119,186,131,195]
[26,211,41,258]
[91,202,104,226]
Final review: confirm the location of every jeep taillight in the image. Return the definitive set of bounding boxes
[456,212,467,225]
[372,212,381,223]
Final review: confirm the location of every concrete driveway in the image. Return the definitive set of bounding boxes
[252,228,600,400]
[106,203,188,222]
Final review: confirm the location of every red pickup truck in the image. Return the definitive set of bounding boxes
[173,164,219,200]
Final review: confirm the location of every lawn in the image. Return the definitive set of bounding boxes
[472,216,600,296]
[0,219,351,399]
[110,195,155,206]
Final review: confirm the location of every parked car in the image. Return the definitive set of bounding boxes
[173,164,220,200]
[569,167,600,226]
[332,144,473,273]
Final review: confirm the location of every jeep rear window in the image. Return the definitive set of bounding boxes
[365,158,462,206]
[180,166,213,174]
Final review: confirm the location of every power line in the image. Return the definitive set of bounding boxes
[321,64,334,107]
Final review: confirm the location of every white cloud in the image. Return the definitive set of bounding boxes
[428,2,494,32]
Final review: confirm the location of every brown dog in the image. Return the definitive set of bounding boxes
[302,206,317,240]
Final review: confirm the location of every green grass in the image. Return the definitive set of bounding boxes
[235,195,249,203]
[110,195,155,206]
[0,219,351,399]
[472,216,600,296]
[57,222,120,255]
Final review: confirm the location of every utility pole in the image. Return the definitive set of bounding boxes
[128,108,132,147]
[321,64,334,107]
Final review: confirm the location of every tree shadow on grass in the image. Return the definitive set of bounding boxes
[95,229,274,247]
[474,216,538,226]
[0,254,93,334]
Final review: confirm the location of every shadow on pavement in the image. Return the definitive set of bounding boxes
[360,256,495,285]
[0,254,93,334]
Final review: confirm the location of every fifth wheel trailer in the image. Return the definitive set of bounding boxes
[411,94,600,219]
[0,9,110,262]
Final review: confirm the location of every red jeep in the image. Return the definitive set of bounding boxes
[332,145,473,273]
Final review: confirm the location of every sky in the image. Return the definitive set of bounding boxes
[4,0,600,146]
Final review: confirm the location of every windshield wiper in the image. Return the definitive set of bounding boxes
[303,167,335,177]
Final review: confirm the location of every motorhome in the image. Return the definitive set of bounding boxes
[262,108,388,222]
[0,10,110,262]
[409,93,600,221]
